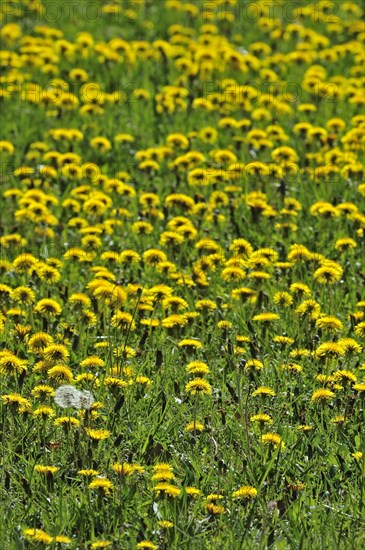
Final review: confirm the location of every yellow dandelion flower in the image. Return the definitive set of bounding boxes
[12,286,36,304]
[85,428,111,440]
[205,503,225,514]
[232,485,257,499]
[185,486,201,497]
[245,359,264,370]
[54,417,80,427]
[2,393,32,412]
[34,299,62,317]
[43,344,69,363]
[297,425,313,432]
[354,322,365,338]
[250,413,272,425]
[136,542,158,549]
[151,470,175,483]
[185,421,205,432]
[186,361,210,375]
[111,311,136,331]
[313,266,342,284]
[158,520,174,529]
[311,389,336,402]
[0,353,27,376]
[315,342,345,360]
[47,366,73,383]
[153,483,181,497]
[252,386,276,397]
[261,432,284,448]
[273,292,293,307]
[78,469,100,477]
[333,370,357,384]
[33,406,56,418]
[34,465,59,475]
[335,238,357,251]
[89,478,113,494]
[252,313,280,322]
[315,316,343,332]
[23,529,53,543]
[178,338,202,350]
[112,462,145,476]
[332,415,346,425]
[185,378,212,395]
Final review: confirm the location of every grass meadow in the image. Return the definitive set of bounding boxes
[0,0,365,548]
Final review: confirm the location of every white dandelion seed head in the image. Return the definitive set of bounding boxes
[78,390,95,410]
[54,385,95,410]
[54,385,81,408]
